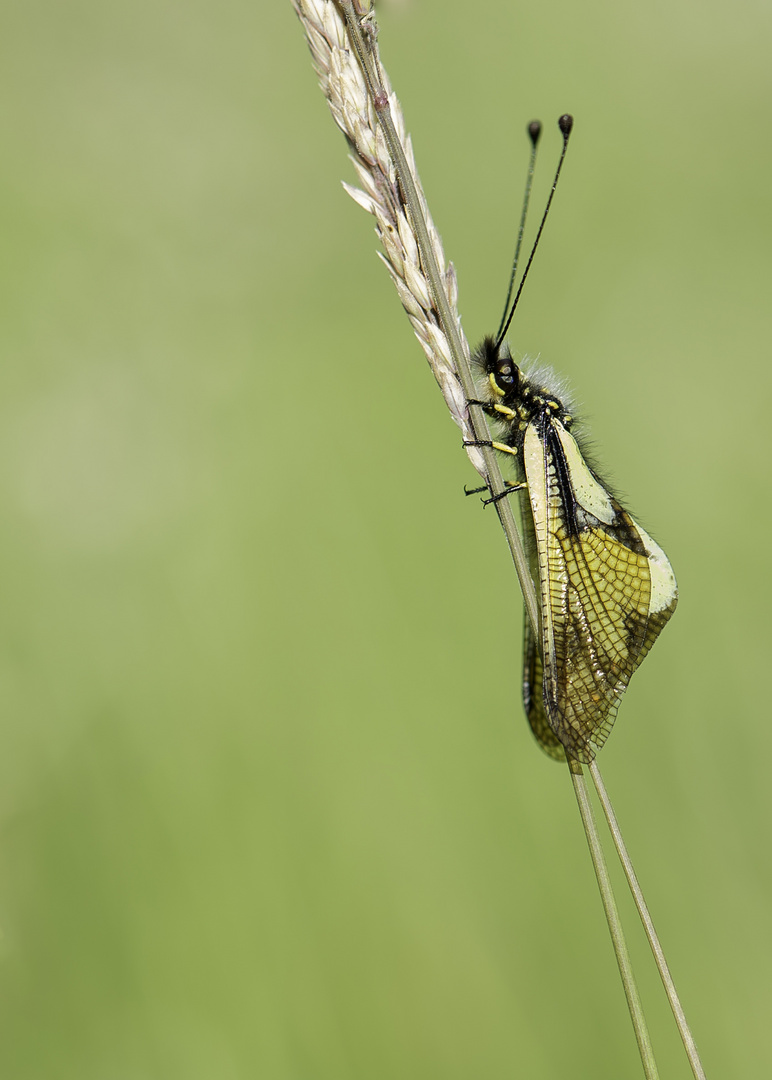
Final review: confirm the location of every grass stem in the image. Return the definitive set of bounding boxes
[335,0,540,636]
[589,761,707,1079]
[569,758,660,1080]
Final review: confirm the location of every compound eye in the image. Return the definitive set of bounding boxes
[495,358,517,390]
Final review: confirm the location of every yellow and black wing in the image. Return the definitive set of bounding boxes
[522,419,678,763]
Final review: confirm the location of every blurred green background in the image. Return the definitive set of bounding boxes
[1,0,770,1076]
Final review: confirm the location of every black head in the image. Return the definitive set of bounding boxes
[476,335,521,406]
[474,334,575,434]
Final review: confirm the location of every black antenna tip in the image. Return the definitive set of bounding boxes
[558,113,574,140]
[527,120,542,146]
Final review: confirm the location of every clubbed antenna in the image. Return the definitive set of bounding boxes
[496,120,543,341]
[496,113,573,350]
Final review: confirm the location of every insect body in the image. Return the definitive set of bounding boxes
[473,335,678,763]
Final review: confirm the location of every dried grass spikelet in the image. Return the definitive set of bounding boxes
[292,0,486,480]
